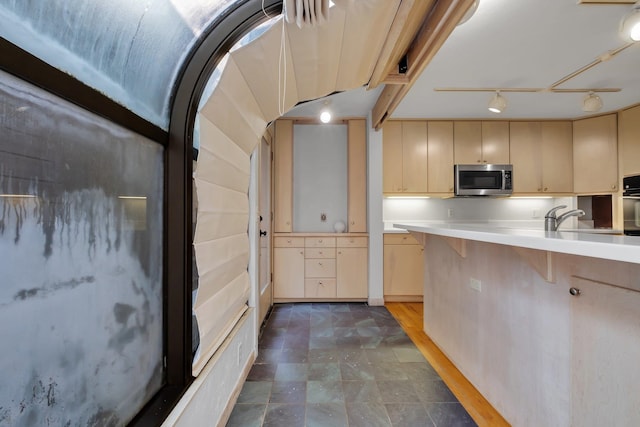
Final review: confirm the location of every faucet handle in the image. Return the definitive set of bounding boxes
[545,205,567,218]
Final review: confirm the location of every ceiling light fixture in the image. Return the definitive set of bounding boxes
[620,1,640,42]
[488,91,507,113]
[319,100,332,123]
[582,91,603,112]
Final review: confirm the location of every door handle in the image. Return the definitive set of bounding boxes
[260,230,267,237]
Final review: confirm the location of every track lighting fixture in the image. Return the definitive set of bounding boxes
[488,91,507,113]
[582,91,603,113]
[620,1,640,42]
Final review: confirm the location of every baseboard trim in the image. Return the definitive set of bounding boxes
[216,351,256,427]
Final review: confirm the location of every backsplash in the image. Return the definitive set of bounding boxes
[383,196,576,229]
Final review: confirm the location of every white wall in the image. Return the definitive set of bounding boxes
[293,124,348,232]
[367,114,384,306]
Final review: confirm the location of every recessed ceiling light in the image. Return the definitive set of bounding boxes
[488,91,507,113]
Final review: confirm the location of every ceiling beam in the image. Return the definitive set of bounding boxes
[371,0,477,130]
[368,0,437,89]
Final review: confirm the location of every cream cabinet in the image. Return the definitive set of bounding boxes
[427,121,454,193]
[454,121,510,165]
[273,237,305,298]
[274,120,293,232]
[382,121,428,193]
[383,233,424,301]
[348,119,367,232]
[573,114,618,194]
[619,105,640,177]
[510,121,573,194]
[336,237,368,298]
[273,234,368,301]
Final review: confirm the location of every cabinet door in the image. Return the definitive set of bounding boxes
[454,121,482,164]
[274,120,293,232]
[618,105,640,176]
[402,121,428,192]
[382,121,403,193]
[336,247,368,298]
[428,121,454,193]
[383,244,424,297]
[541,121,573,193]
[573,114,618,194]
[273,247,304,298]
[571,276,640,426]
[510,122,542,193]
[481,121,510,164]
[348,119,367,232]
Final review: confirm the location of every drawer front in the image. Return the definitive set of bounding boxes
[305,248,336,259]
[384,233,420,245]
[304,279,337,298]
[305,237,336,248]
[337,236,368,248]
[305,259,337,277]
[274,237,305,247]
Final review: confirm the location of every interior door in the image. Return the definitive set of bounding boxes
[258,137,272,325]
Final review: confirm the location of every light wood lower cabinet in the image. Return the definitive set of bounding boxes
[273,235,368,301]
[383,233,424,301]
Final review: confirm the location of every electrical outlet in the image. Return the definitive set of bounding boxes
[447,208,454,218]
[469,277,482,292]
[237,343,242,366]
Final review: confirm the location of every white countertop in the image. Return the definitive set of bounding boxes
[393,222,640,265]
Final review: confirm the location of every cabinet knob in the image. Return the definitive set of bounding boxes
[300,251,304,255]
[319,281,323,285]
[319,251,323,254]
[286,221,290,225]
[477,160,481,163]
[569,287,581,296]
[349,239,354,243]
[543,187,548,191]
[338,251,342,255]
[350,221,355,225]
[402,187,408,191]
[318,262,323,266]
[538,188,542,192]
[483,160,488,163]
[612,184,617,190]
[287,239,291,243]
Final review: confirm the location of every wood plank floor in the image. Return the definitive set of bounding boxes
[386,302,511,427]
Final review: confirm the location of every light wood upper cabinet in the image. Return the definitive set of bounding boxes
[402,121,428,193]
[541,121,573,193]
[619,105,640,177]
[348,119,367,232]
[382,121,403,193]
[454,121,510,165]
[427,121,454,193]
[573,114,618,194]
[481,121,510,164]
[454,121,482,164]
[274,120,293,232]
[510,121,573,194]
[382,121,428,193]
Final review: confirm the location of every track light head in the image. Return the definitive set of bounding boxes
[488,91,507,113]
[582,92,603,113]
[620,1,640,42]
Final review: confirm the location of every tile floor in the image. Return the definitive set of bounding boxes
[226,303,477,427]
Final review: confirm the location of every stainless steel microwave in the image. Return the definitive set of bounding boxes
[454,164,513,196]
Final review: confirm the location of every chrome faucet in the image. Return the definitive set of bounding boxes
[544,205,585,231]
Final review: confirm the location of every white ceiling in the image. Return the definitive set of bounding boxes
[288,0,640,121]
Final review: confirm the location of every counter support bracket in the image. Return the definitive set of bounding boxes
[513,247,556,283]
[430,236,467,258]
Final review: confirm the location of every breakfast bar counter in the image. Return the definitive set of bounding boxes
[392,221,640,427]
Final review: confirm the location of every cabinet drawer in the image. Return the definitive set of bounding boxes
[384,233,421,245]
[336,236,368,248]
[305,237,336,248]
[305,259,336,277]
[305,248,336,259]
[274,237,305,247]
[304,279,337,298]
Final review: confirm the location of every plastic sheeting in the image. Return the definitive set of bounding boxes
[0,0,238,129]
[192,0,400,375]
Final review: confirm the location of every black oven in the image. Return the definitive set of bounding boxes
[623,175,640,236]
